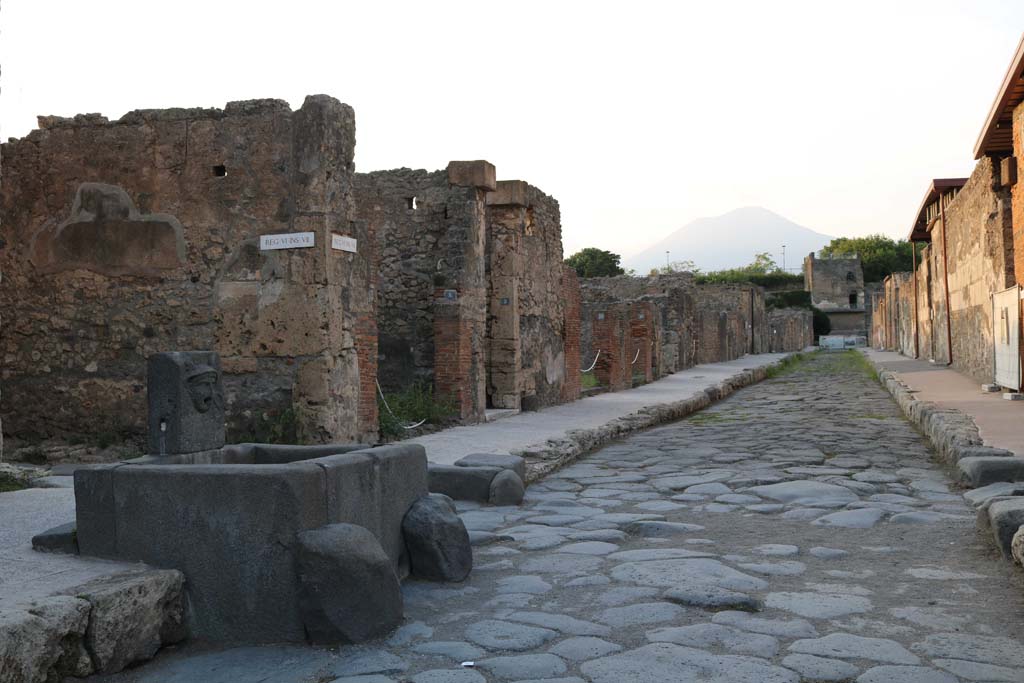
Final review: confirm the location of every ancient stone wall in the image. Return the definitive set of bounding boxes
[892,158,1017,379]
[353,163,492,421]
[1,97,378,445]
[941,157,1014,383]
[766,309,813,352]
[486,181,572,410]
[803,253,865,311]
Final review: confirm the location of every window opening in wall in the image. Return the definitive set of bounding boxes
[849,292,858,306]
[846,272,855,282]
[406,197,418,210]
[212,165,227,177]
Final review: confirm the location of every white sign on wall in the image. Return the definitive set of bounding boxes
[259,232,315,251]
[331,234,358,253]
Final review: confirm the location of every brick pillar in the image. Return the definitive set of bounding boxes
[593,307,626,391]
[434,296,475,420]
[629,302,655,384]
[355,312,378,439]
[561,266,582,402]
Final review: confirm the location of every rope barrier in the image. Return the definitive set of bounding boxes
[582,350,601,373]
[631,348,641,365]
[375,379,427,430]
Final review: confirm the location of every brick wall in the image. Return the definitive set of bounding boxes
[1,96,378,445]
[560,266,582,402]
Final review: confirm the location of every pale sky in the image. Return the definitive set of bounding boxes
[3,0,1023,259]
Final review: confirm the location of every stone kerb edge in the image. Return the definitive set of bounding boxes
[517,359,794,482]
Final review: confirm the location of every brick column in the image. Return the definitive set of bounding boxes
[630,302,655,385]
[433,296,475,420]
[561,266,582,402]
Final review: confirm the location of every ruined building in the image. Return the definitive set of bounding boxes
[1,95,810,452]
[576,273,808,391]
[1,97,379,445]
[803,252,866,335]
[354,167,580,419]
[871,35,1022,387]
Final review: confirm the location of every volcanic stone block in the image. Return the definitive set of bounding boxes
[987,498,1024,558]
[371,444,429,575]
[455,453,527,481]
[146,352,225,455]
[429,463,501,502]
[403,494,473,581]
[489,469,526,506]
[958,456,1024,487]
[32,521,79,555]
[109,462,326,642]
[74,464,122,559]
[296,523,403,644]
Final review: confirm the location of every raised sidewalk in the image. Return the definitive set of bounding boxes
[412,351,798,475]
[863,349,1024,457]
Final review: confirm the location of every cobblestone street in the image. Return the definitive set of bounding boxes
[103,352,1024,682]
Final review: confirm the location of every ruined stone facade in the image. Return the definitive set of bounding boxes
[874,159,1015,384]
[354,167,578,418]
[1,97,378,445]
[578,273,806,390]
[803,252,866,335]
[767,309,814,352]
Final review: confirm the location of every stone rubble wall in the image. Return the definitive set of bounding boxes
[0,97,378,447]
[578,274,801,389]
[870,156,1014,384]
[803,252,866,313]
[766,308,814,352]
[354,168,576,419]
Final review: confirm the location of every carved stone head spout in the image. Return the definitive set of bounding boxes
[186,364,220,413]
[147,351,225,455]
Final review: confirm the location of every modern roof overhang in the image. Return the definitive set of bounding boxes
[975,34,1024,160]
[907,178,968,242]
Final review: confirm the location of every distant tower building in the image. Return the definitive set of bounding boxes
[803,252,866,335]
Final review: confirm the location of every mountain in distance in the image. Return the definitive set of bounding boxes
[625,206,834,274]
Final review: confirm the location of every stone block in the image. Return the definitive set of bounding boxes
[109,462,326,642]
[402,494,472,581]
[32,521,79,555]
[0,595,92,683]
[296,523,403,644]
[1012,525,1024,566]
[987,498,1024,557]
[74,464,121,558]
[447,160,497,191]
[489,469,526,506]
[62,569,186,674]
[146,351,225,455]
[486,180,529,207]
[366,444,429,575]
[455,453,527,481]
[952,445,1014,462]
[958,456,1024,487]
[429,463,500,502]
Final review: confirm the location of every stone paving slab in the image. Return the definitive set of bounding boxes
[92,351,1024,682]
[411,352,798,468]
[0,487,144,611]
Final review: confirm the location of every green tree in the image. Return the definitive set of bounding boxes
[565,248,625,278]
[820,234,913,284]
